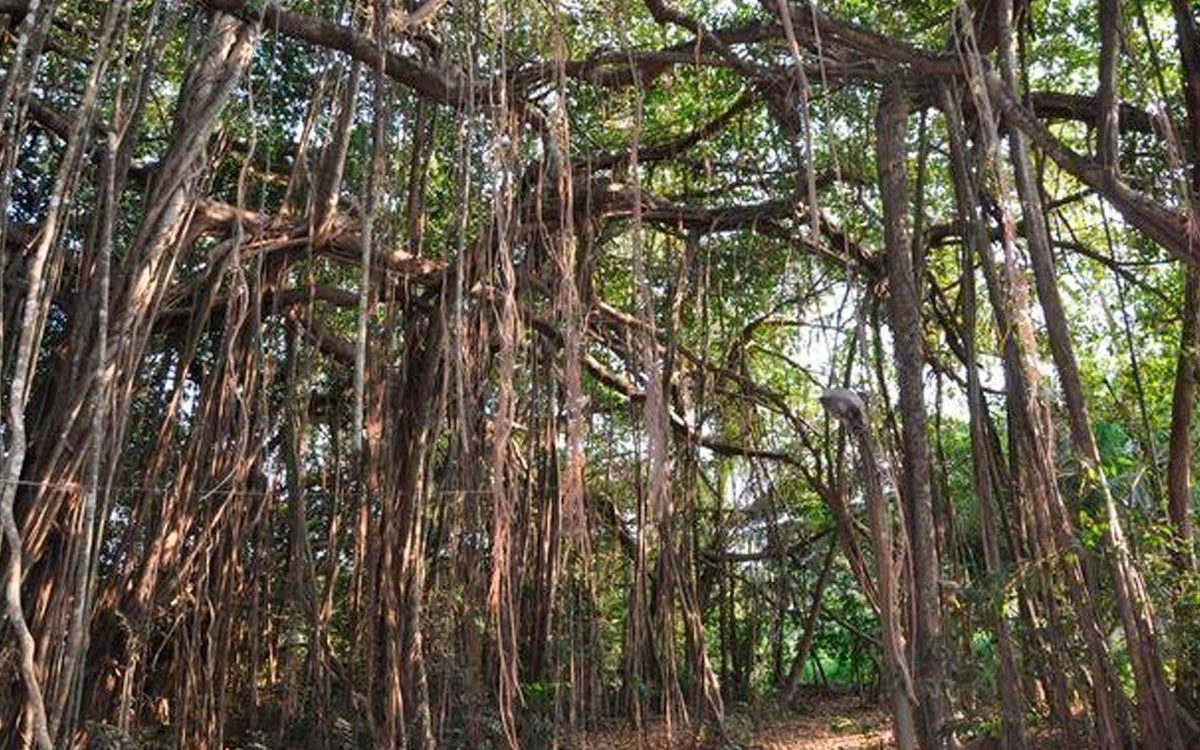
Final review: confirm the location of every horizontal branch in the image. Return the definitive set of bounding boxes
[188,200,446,280]
[156,284,359,329]
[1029,90,1155,134]
[198,0,465,108]
[986,72,1199,265]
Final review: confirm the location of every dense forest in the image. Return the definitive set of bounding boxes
[1,0,1199,748]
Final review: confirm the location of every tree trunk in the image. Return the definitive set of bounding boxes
[940,80,1029,750]
[1169,266,1200,713]
[822,389,917,750]
[1169,0,1200,713]
[995,0,1183,742]
[876,78,949,750]
[782,537,837,701]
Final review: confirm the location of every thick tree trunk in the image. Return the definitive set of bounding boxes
[1169,267,1200,713]
[876,78,949,750]
[1169,0,1200,713]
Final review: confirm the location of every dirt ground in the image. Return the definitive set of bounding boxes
[568,692,1074,750]
[569,692,895,750]
[742,693,895,750]
[745,695,894,750]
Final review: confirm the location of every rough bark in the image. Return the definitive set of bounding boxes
[876,78,950,750]
[1169,267,1200,713]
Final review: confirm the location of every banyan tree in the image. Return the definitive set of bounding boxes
[1,0,1199,749]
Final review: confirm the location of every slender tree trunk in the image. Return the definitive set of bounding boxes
[782,537,837,700]
[958,9,1129,747]
[940,80,1029,750]
[0,3,124,744]
[822,389,917,750]
[994,0,1183,743]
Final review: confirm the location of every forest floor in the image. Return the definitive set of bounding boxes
[570,691,895,749]
[735,692,895,750]
[569,691,1075,750]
